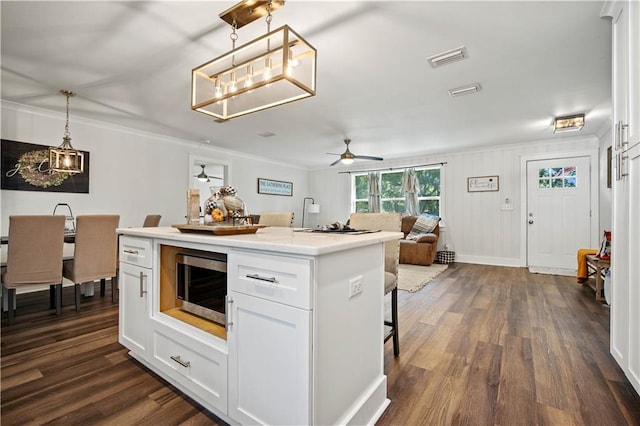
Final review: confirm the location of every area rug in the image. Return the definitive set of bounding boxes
[397,263,448,293]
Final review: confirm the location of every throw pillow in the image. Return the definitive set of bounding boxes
[406,213,440,240]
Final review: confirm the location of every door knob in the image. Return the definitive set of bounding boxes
[528,220,534,224]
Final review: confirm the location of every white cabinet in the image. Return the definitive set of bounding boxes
[227,291,311,425]
[227,249,312,425]
[118,236,152,354]
[603,0,640,396]
[151,321,228,414]
[116,230,394,426]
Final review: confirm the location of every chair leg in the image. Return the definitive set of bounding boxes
[391,287,400,357]
[7,288,16,325]
[49,284,56,309]
[111,275,118,304]
[100,279,106,297]
[75,283,82,312]
[55,284,62,315]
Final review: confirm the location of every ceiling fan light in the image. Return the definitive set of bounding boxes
[341,158,354,165]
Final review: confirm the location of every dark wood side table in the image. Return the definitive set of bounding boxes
[585,254,610,302]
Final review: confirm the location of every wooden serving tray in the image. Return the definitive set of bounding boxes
[172,223,267,235]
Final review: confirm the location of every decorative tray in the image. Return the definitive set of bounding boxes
[172,224,267,235]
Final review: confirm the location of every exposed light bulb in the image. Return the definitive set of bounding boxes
[264,57,272,80]
[288,48,299,67]
[229,72,237,93]
[245,65,254,88]
[214,78,222,98]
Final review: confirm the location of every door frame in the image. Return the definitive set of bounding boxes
[519,148,600,269]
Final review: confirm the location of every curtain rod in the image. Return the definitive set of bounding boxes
[338,162,447,174]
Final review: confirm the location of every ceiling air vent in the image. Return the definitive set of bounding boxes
[427,46,467,68]
[448,83,481,97]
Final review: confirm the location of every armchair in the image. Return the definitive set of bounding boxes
[399,215,440,266]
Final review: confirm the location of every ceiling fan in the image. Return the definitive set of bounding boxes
[194,164,223,183]
[328,138,384,166]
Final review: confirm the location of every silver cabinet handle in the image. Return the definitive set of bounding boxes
[227,296,234,328]
[139,272,147,298]
[246,273,277,283]
[123,249,139,255]
[170,355,190,368]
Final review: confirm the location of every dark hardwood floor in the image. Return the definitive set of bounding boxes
[2,264,639,425]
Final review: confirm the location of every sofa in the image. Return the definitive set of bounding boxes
[399,215,440,266]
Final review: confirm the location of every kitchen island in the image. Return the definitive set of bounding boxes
[117,226,402,426]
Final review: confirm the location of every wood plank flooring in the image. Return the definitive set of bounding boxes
[2,263,639,425]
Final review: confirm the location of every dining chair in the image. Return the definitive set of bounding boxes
[1,215,66,324]
[258,211,295,227]
[62,215,120,311]
[349,212,402,356]
[143,214,161,227]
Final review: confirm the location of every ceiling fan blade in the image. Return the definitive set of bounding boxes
[354,155,384,161]
[329,158,343,166]
[326,152,342,155]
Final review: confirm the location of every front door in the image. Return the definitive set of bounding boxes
[526,156,592,274]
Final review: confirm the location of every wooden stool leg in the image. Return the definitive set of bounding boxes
[391,287,400,357]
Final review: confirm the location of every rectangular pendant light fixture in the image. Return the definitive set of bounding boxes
[553,113,585,133]
[191,1,316,121]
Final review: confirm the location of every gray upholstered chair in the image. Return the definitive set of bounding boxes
[258,211,295,227]
[143,214,161,227]
[349,212,402,356]
[62,215,120,311]
[1,215,66,324]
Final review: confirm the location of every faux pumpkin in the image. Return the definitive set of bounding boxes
[211,208,225,222]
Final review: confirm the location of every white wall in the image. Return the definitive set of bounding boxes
[309,135,601,267]
[1,102,309,233]
[2,101,610,267]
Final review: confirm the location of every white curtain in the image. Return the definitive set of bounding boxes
[401,168,419,216]
[367,171,381,213]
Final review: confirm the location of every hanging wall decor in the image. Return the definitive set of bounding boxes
[1,139,90,193]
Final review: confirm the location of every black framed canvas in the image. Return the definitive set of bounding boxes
[1,139,90,193]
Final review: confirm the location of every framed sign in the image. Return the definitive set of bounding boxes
[257,178,293,196]
[467,175,499,192]
[1,139,90,193]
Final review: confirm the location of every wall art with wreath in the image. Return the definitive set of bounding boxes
[1,139,90,193]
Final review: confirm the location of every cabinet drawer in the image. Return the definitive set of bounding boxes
[152,323,227,414]
[229,250,312,309]
[119,236,152,268]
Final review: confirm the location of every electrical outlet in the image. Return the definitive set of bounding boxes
[349,276,363,298]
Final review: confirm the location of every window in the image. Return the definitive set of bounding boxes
[538,166,576,189]
[352,167,442,215]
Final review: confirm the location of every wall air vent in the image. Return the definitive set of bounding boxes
[427,46,467,68]
[448,83,481,97]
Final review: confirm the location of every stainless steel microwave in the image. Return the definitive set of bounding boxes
[175,251,227,326]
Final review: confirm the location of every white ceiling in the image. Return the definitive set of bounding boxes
[1,1,612,169]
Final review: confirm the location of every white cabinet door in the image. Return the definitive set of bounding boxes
[227,291,311,426]
[118,262,150,354]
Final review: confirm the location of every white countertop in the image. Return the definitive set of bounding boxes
[117,226,402,256]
